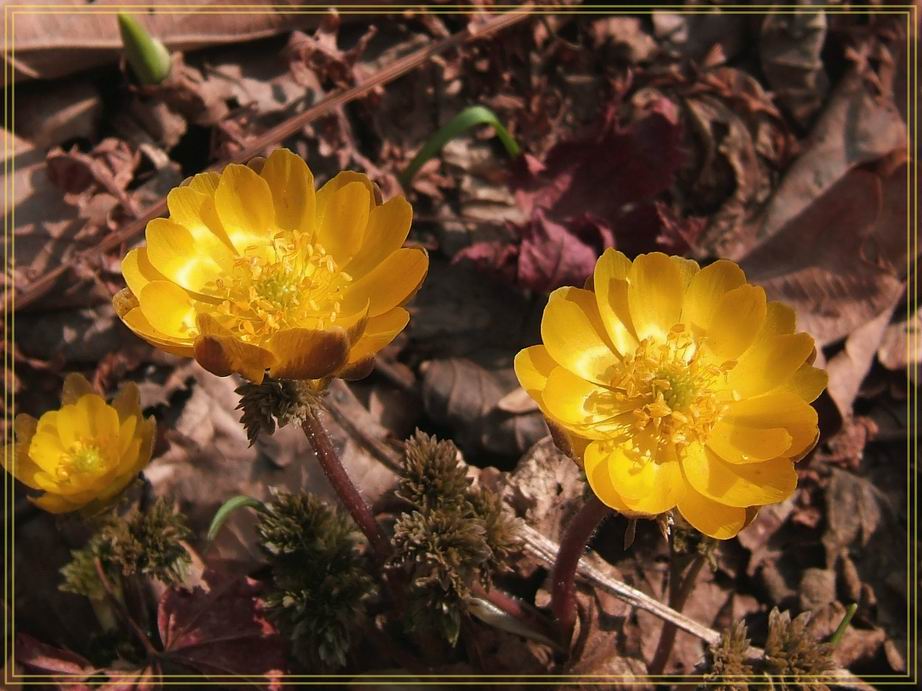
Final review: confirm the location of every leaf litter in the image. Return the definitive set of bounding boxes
[4,5,915,684]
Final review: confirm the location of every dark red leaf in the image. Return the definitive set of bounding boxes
[15,632,96,690]
[157,567,285,688]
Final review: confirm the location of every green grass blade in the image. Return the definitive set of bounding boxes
[206,495,265,543]
[830,603,858,646]
[400,105,521,186]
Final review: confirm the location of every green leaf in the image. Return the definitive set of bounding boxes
[830,602,858,646]
[118,13,172,85]
[400,105,521,186]
[207,495,264,543]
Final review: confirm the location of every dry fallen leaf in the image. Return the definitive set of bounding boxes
[741,161,910,348]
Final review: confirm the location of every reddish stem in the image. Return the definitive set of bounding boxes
[648,548,707,674]
[550,495,612,644]
[301,410,391,563]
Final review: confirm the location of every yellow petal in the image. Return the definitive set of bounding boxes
[146,218,229,295]
[316,170,377,212]
[542,367,630,439]
[706,285,767,361]
[186,171,220,196]
[118,416,138,457]
[785,364,828,403]
[214,163,276,253]
[583,448,633,514]
[681,444,796,508]
[168,186,236,253]
[542,287,620,386]
[122,248,168,297]
[120,307,196,357]
[672,256,700,290]
[586,441,680,514]
[758,301,797,338]
[627,252,685,341]
[259,148,316,233]
[52,407,79,448]
[30,493,84,514]
[682,259,746,333]
[707,420,792,464]
[61,373,95,405]
[75,394,120,441]
[267,327,352,380]
[343,247,428,318]
[343,307,409,365]
[676,484,747,540]
[728,333,815,398]
[28,431,66,475]
[720,392,819,461]
[593,249,638,356]
[138,281,198,340]
[3,415,43,490]
[513,345,556,403]
[316,181,371,265]
[344,196,413,279]
[193,313,276,383]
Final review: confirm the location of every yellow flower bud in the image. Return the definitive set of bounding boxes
[3,374,155,513]
[515,251,827,539]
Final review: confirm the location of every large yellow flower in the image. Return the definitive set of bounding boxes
[515,251,827,539]
[113,148,428,383]
[2,374,155,513]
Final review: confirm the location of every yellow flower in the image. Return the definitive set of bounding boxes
[515,251,827,540]
[2,374,155,513]
[114,148,428,383]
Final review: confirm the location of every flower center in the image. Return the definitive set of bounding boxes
[56,440,117,484]
[202,233,352,343]
[593,325,730,458]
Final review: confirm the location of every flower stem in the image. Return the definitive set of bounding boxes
[301,410,391,563]
[648,546,707,674]
[550,494,612,644]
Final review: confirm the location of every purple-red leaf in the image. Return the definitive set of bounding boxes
[157,567,285,688]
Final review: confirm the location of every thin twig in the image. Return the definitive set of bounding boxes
[8,6,534,312]
[520,524,872,689]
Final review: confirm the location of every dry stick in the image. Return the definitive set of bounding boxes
[8,5,534,313]
[301,408,392,563]
[520,525,872,689]
[648,549,707,674]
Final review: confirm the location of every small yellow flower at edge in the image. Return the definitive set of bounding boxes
[2,374,155,514]
[515,250,827,540]
[113,148,429,383]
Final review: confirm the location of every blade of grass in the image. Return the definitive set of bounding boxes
[830,603,858,646]
[399,105,521,187]
[206,495,264,544]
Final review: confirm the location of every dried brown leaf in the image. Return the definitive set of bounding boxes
[760,11,829,126]
[741,162,910,347]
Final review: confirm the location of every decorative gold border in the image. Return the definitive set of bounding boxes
[3,2,917,686]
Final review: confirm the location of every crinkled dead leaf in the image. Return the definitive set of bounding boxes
[741,161,910,348]
[753,66,906,247]
[760,11,829,126]
[420,357,546,459]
